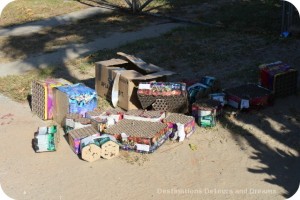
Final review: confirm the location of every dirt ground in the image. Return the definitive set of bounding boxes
[0,65,300,198]
[0,1,300,200]
[0,89,299,200]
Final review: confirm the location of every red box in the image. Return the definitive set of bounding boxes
[259,61,298,97]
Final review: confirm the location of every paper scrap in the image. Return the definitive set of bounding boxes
[177,123,185,142]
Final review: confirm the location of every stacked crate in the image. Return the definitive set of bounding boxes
[259,61,298,97]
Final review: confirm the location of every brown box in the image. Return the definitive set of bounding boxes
[53,84,97,126]
[53,88,70,126]
[95,52,175,110]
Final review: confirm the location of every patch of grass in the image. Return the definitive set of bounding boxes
[203,0,282,35]
[0,0,88,27]
[0,68,56,102]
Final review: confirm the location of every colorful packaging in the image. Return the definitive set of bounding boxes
[192,99,222,127]
[33,125,59,152]
[137,82,188,113]
[186,76,221,104]
[54,83,98,125]
[224,84,273,110]
[31,79,71,120]
[259,61,298,97]
[105,119,170,153]
[164,113,196,140]
[68,126,100,154]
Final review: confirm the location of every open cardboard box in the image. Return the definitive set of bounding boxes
[95,52,175,110]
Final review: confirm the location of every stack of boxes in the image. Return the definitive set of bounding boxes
[31,52,298,160]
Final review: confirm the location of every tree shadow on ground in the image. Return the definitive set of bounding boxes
[219,95,300,198]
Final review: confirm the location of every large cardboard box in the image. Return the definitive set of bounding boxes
[95,52,175,110]
[53,84,98,126]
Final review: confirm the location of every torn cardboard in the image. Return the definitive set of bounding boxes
[95,53,175,110]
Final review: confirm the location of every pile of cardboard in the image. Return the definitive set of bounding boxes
[30,53,298,163]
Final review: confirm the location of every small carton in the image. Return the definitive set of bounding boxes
[68,126,100,154]
[95,52,175,110]
[224,84,273,110]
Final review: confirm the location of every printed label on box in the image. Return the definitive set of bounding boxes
[138,83,151,90]
[136,144,150,152]
[240,99,250,109]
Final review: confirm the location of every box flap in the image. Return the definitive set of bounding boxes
[131,70,176,80]
[119,70,144,80]
[95,58,128,67]
[117,52,163,73]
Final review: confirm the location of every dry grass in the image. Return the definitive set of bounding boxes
[118,151,150,166]
[0,0,89,27]
[0,67,56,102]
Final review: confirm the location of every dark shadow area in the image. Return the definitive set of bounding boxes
[219,97,300,198]
[27,94,32,111]
[0,11,152,61]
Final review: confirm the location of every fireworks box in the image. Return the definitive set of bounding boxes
[80,134,120,162]
[224,84,273,110]
[64,113,92,134]
[53,83,98,126]
[86,108,124,133]
[192,99,222,127]
[259,61,298,97]
[33,125,59,153]
[200,76,221,92]
[95,52,175,110]
[186,76,221,104]
[163,113,195,141]
[137,82,189,113]
[85,108,124,120]
[123,110,165,122]
[105,119,171,153]
[209,93,227,106]
[68,126,100,154]
[31,79,71,120]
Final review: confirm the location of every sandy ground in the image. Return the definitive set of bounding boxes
[0,91,299,200]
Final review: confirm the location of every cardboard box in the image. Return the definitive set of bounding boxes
[95,52,175,110]
[33,125,59,153]
[53,84,98,125]
[68,126,100,154]
[164,113,195,140]
[105,119,170,153]
[224,84,273,110]
[259,61,298,97]
[192,99,222,127]
[31,79,71,120]
[137,82,189,113]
